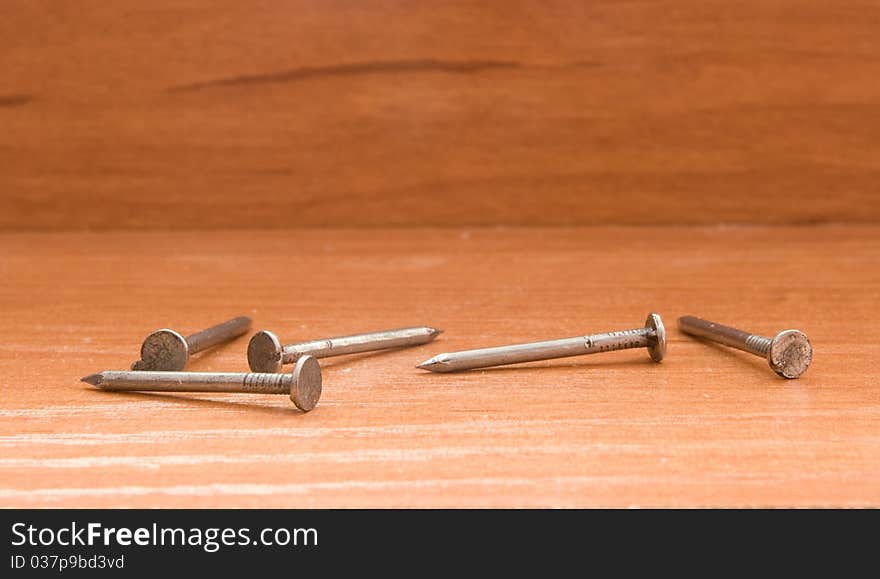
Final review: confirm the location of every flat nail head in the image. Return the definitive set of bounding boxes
[248,330,284,373]
[768,330,812,379]
[131,329,189,371]
[645,312,667,362]
[291,355,322,412]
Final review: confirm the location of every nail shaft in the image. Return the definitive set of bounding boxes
[184,316,253,354]
[417,314,665,373]
[282,326,440,362]
[90,370,294,394]
[678,316,770,357]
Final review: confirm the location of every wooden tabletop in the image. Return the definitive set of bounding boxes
[1,225,877,507]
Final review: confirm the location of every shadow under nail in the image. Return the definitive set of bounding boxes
[86,388,312,416]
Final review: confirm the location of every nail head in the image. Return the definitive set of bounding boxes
[768,330,812,379]
[131,329,189,371]
[645,312,667,362]
[248,330,284,373]
[291,355,322,412]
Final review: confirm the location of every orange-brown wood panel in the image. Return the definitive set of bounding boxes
[0,225,877,507]
[2,1,880,229]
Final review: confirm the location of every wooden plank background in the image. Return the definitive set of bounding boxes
[1,225,878,507]
[2,0,880,229]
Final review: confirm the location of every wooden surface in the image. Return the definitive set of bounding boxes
[3,1,880,229]
[1,225,878,507]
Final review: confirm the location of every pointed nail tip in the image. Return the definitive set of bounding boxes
[80,373,102,386]
[416,359,439,370]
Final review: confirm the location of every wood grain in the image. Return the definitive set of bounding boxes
[2,1,880,229]
[1,225,878,507]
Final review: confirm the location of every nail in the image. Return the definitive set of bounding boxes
[84,355,321,411]
[248,326,442,373]
[132,316,252,371]
[678,315,812,379]
[417,313,665,373]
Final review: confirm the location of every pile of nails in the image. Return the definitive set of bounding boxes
[81,313,813,412]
